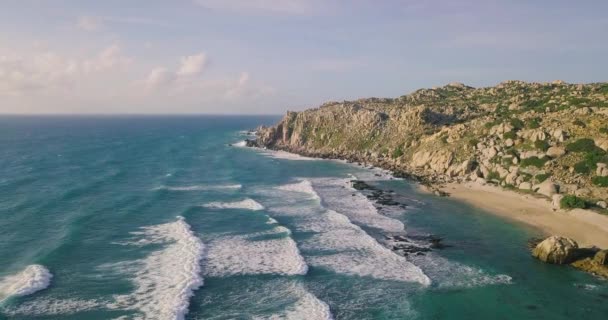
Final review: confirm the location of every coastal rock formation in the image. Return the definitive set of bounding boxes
[571,250,608,278]
[532,236,580,264]
[255,81,608,207]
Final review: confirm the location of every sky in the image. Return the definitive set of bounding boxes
[0,0,607,114]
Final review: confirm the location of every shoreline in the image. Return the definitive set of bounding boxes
[432,182,608,248]
[245,143,608,249]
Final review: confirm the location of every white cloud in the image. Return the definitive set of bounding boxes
[0,45,129,96]
[0,45,276,114]
[77,16,103,31]
[194,0,321,15]
[176,53,207,77]
[145,67,175,88]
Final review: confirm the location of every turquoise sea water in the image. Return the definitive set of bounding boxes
[0,116,606,320]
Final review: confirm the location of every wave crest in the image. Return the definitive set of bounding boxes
[0,264,52,301]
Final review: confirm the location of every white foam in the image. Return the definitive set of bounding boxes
[276,180,320,200]
[407,253,512,289]
[265,183,429,284]
[261,150,320,161]
[0,264,52,301]
[154,184,242,191]
[238,130,257,136]
[309,177,404,233]
[233,140,247,147]
[261,283,333,320]
[204,225,307,277]
[3,298,102,316]
[202,198,265,211]
[109,217,205,320]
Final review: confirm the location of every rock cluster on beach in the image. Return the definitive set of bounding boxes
[532,235,608,278]
[253,80,608,211]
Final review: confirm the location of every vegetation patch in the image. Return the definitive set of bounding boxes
[535,173,551,183]
[527,117,541,129]
[392,146,404,158]
[534,140,550,151]
[520,156,549,168]
[566,139,600,153]
[592,176,608,187]
[503,131,517,140]
[560,195,588,209]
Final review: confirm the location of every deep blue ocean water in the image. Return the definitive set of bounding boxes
[0,116,606,320]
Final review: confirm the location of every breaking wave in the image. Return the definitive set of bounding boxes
[202,198,265,211]
[0,264,52,302]
[204,225,308,277]
[109,216,205,320]
[154,184,242,191]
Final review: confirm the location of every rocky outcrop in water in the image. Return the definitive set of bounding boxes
[532,235,608,278]
[532,236,581,264]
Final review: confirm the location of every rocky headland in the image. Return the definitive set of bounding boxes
[249,80,608,277]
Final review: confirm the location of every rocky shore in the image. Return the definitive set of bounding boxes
[248,80,608,278]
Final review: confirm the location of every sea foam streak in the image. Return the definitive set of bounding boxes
[310,178,405,233]
[154,184,242,191]
[204,225,308,277]
[259,282,333,320]
[0,264,52,302]
[266,180,430,285]
[202,198,265,211]
[110,217,204,320]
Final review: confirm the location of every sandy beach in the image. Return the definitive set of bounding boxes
[435,182,608,248]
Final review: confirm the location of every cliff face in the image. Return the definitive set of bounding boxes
[256,81,608,207]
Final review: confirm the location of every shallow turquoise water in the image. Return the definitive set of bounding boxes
[0,116,606,320]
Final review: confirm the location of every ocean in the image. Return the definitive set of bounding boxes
[0,116,606,320]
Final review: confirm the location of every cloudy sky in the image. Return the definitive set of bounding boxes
[1,0,607,114]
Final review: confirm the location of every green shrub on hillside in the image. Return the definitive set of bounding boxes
[560,195,588,209]
[486,171,501,181]
[534,140,550,151]
[510,118,525,130]
[574,161,592,174]
[600,127,608,134]
[392,146,404,158]
[566,139,599,153]
[503,131,517,140]
[527,117,541,129]
[535,173,551,183]
[520,156,549,168]
[592,176,608,187]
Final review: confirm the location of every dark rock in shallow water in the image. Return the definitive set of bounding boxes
[244,139,259,148]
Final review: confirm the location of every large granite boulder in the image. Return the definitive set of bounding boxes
[532,236,579,264]
[533,180,559,198]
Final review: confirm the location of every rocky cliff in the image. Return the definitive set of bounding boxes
[255,80,608,209]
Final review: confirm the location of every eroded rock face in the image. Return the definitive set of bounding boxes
[532,236,579,264]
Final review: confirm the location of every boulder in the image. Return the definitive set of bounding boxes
[597,201,608,209]
[519,182,532,190]
[552,194,564,209]
[533,180,559,198]
[551,129,567,142]
[532,236,579,264]
[595,138,608,152]
[504,138,514,147]
[546,146,565,158]
[596,163,608,177]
